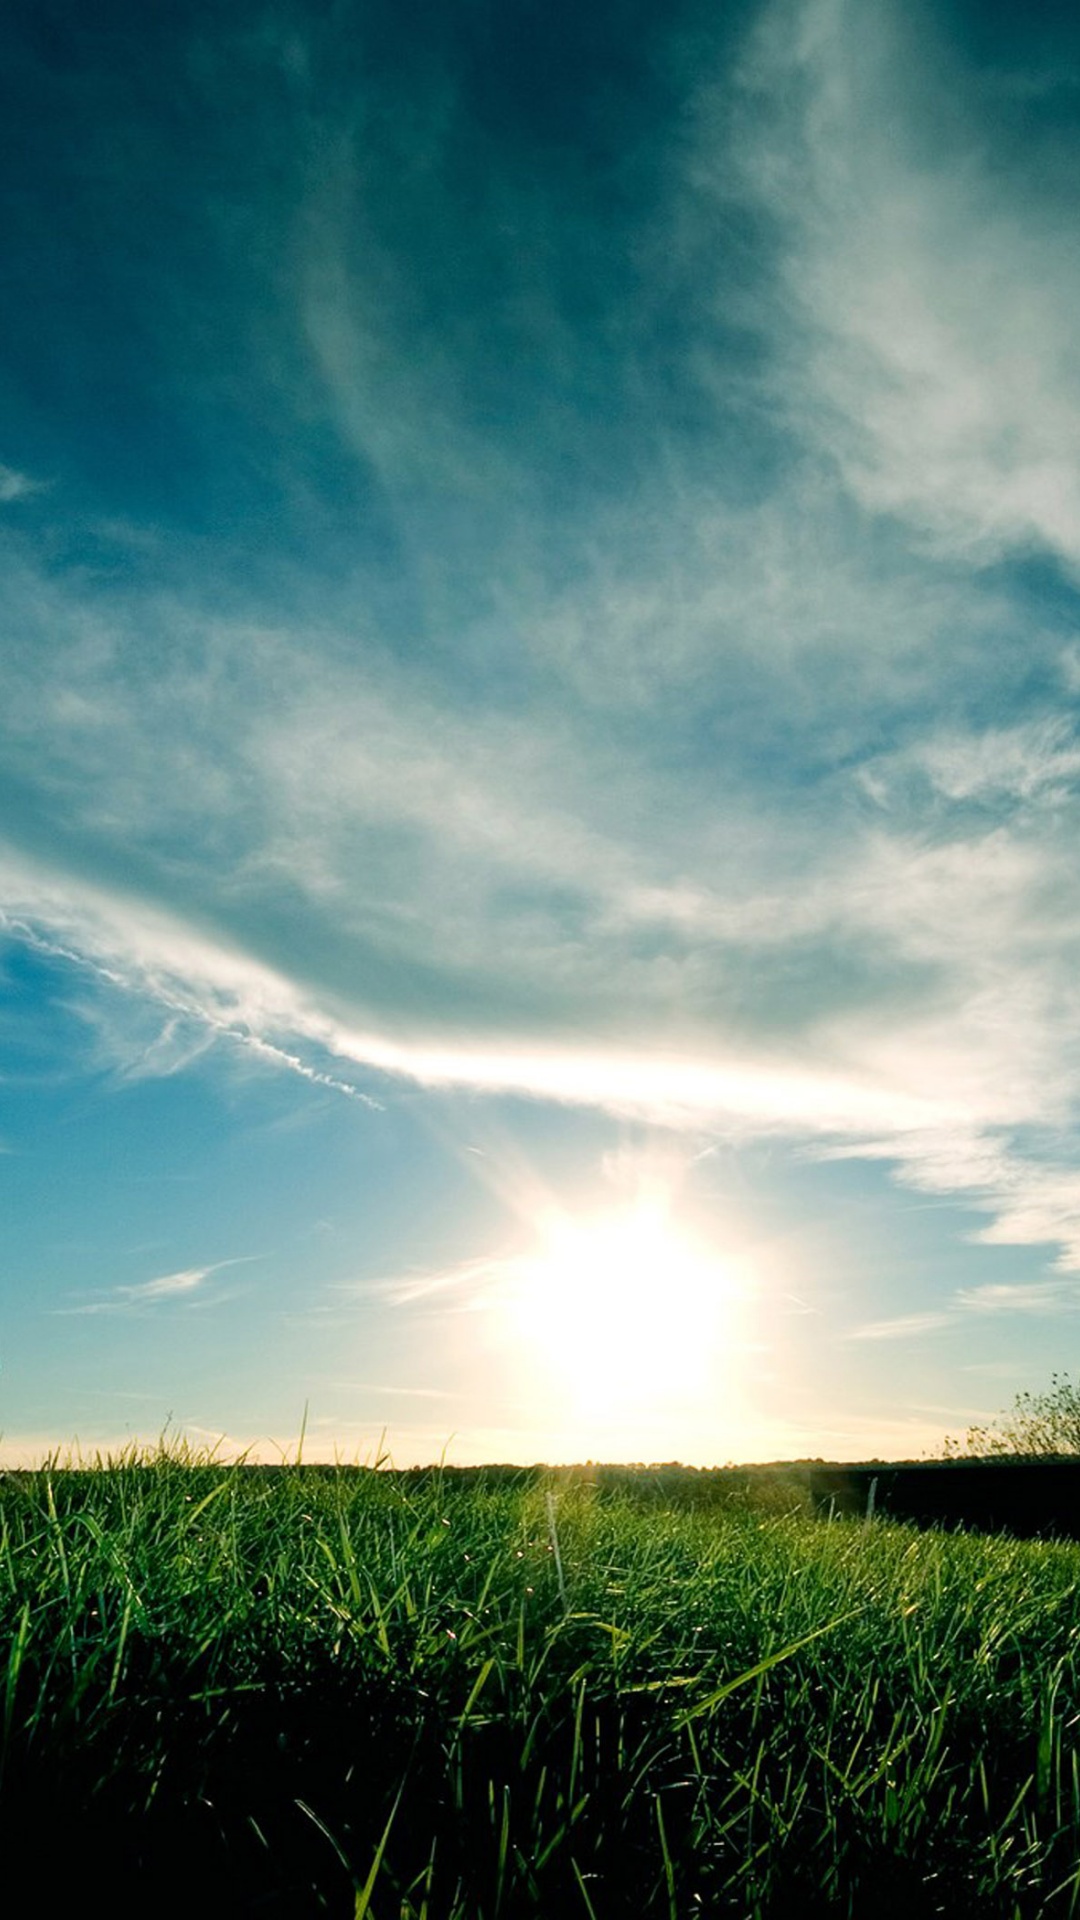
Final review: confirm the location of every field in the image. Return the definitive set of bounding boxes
[2,1450,1080,1917]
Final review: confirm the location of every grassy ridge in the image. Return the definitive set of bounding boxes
[2,1448,1080,1916]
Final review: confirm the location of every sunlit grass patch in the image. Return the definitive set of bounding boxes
[2,1447,1079,1914]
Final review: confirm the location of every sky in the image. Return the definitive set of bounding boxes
[4,0,1080,1466]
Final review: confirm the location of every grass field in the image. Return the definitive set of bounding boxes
[2,1447,1080,1917]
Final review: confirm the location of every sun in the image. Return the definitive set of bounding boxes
[506,1199,740,1415]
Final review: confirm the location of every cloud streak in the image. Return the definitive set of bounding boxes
[732,0,1080,569]
[0,463,43,504]
[846,1312,952,1344]
[54,1259,254,1317]
[845,1276,1080,1346]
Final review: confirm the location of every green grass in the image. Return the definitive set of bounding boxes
[3,1446,1080,1916]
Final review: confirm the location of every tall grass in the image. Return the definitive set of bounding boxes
[2,1445,1080,1915]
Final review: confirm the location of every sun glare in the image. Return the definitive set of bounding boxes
[507,1200,741,1415]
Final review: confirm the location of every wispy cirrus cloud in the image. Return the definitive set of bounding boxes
[731,0,1080,569]
[845,1311,952,1343]
[859,718,1080,814]
[54,1259,253,1317]
[845,1254,1080,1350]
[0,463,44,504]
[846,1280,1080,1344]
[954,1280,1080,1315]
[121,1268,214,1304]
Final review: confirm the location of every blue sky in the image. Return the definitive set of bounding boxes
[4,0,1080,1464]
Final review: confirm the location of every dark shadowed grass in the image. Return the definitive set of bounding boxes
[2,1444,1080,1916]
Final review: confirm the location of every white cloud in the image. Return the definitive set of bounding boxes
[820,1127,1080,1277]
[918,722,1080,807]
[2,847,976,1136]
[8,532,1080,1276]
[858,718,1080,814]
[120,1267,212,1302]
[9,686,1080,1273]
[846,1311,952,1342]
[0,463,44,504]
[848,1277,1080,1340]
[955,1280,1080,1314]
[731,0,1080,570]
[52,1258,253,1316]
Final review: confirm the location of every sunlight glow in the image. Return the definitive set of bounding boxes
[506,1200,743,1416]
